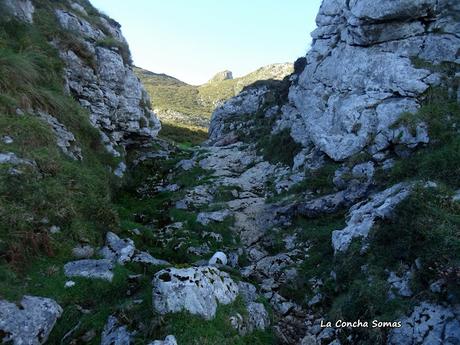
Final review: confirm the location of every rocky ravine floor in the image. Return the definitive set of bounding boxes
[4,130,456,345]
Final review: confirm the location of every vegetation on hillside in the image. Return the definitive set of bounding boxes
[135,63,293,146]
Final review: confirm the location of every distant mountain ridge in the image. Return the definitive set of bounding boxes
[135,63,293,144]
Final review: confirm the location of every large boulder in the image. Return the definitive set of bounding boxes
[152,266,239,320]
[0,296,62,345]
[63,259,114,281]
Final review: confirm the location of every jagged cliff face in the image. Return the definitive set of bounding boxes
[211,0,459,161]
[284,0,459,161]
[53,3,161,155]
[5,0,161,156]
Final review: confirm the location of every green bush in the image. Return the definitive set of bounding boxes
[257,128,302,167]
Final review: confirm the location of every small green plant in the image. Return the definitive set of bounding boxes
[257,128,302,167]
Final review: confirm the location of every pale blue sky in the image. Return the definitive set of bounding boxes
[90,0,322,85]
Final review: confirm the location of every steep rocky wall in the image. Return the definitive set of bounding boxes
[54,3,161,156]
[210,0,459,163]
[284,0,459,161]
[5,0,161,157]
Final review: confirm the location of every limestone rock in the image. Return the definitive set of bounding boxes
[209,86,269,143]
[101,232,136,264]
[152,266,239,320]
[101,232,170,266]
[100,316,133,345]
[388,302,460,345]
[238,281,258,303]
[64,259,114,281]
[197,210,230,225]
[0,152,37,167]
[149,335,178,345]
[54,8,161,155]
[3,0,34,23]
[36,111,82,160]
[277,0,457,161]
[0,296,62,345]
[175,159,195,171]
[246,302,270,331]
[332,183,411,252]
[208,70,233,83]
[208,251,228,266]
[387,270,413,298]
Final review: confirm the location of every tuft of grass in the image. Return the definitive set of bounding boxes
[96,37,132,65]
[257,128,302,167]
[158,297,276,345]
[386,88,460,188]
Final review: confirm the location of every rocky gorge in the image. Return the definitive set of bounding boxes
[0,0,459,345]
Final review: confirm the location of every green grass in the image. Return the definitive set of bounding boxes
[160,297,276,345]
[385,88,460,188]
[159,122,208,146]
[257,128,302,167]
[135,63,293,143]
[0,16,120,270]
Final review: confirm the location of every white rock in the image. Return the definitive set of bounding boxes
[101,316,133,345]
[152,266,239,320]
[332,183,411,252]
[101,232,136,264]
[388,302,460,345]
[387,270,413,298]
[64,280,75,288]
[197,209,230,226]
[208,251,228,266]
[49,225,61,234]
[246,302,270,331]
[2,136,13,144]
[0,296,62,344]
[64,259,114,281]
[149,335,178,345]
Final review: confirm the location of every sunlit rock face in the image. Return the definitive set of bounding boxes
[283,0,459,161]
[54,6,161,155]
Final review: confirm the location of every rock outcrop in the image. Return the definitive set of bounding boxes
[3,0,161,158]
[0,296,62,345]
[54,7,160,155]
[208,70,233,83]
[282,0,458,161]
[388,303,460,345]
[152,266,239,319]
[332,182,412,252]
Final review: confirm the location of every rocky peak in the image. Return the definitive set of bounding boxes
[208,70,234,83]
